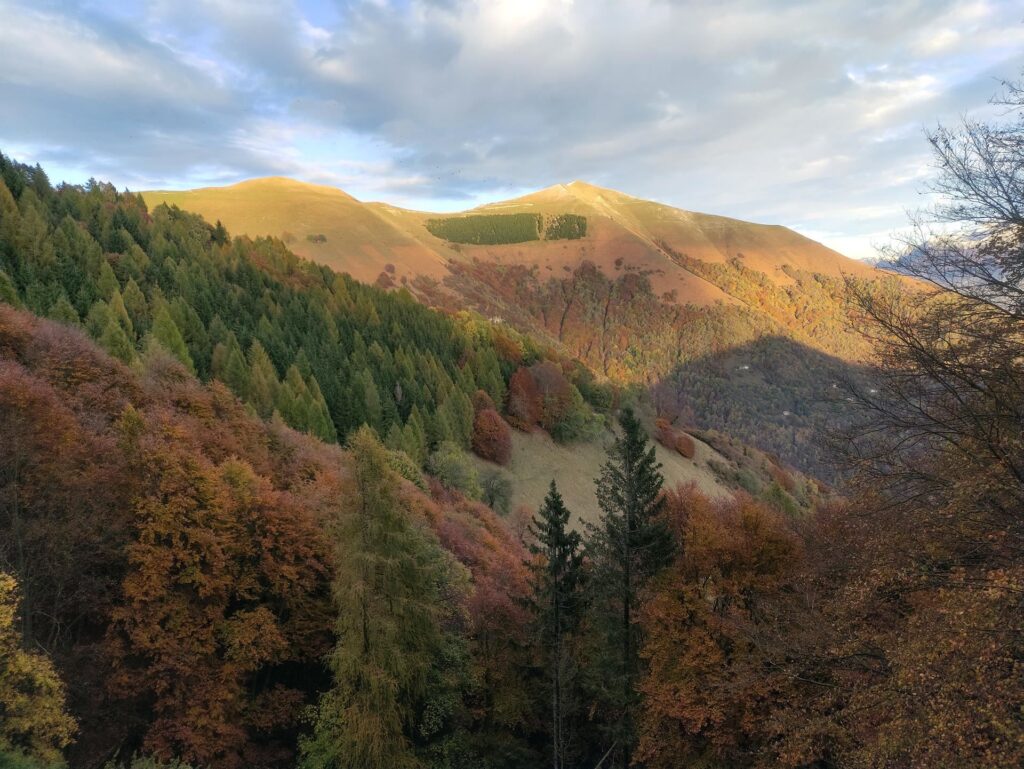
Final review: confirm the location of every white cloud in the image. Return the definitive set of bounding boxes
[1,0,1024,257]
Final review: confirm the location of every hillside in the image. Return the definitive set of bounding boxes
[143,177,899,477]
[144,178,879,308]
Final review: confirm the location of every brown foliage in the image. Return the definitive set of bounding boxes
[471,388,496,413]
[505,366,541,431]
[471,408,512,465]
[637,486,806,769]
[654,417,696,459]
[529,359,572,431]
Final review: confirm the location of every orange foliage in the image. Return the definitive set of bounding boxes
[471,408,512,465]
[637,485,803,769]
[655,417,696,459]
[505,366,542,431]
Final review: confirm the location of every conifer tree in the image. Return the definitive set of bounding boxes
[527,481,584,769]
[301,427,463,769]
[585,408,673,768]
[149,304,194,374]
[246,340,279,418]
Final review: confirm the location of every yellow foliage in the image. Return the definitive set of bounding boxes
[0,572,77,765]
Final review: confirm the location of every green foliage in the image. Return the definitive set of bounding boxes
[584,408,673,765]
[543,214,587,240]
[526,481,585,769]
[426,214,541,245]
[762,481,801,517]
[479,467,513,515]
[0,151,532,452]
[426,442,482,500]
[148,304,194,374]
[301,428,468,769]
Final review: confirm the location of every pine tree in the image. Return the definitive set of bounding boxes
[585,408,673,768]
[527,481,584,769]
[301,427,464,769]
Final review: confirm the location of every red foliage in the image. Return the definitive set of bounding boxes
[471,388,496,413]
[505,366,542,431]
[655,417,696,459]
[529,359,572,430]
[471,408,512,465]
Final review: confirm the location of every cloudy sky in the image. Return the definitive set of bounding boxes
[2,0,1023,258]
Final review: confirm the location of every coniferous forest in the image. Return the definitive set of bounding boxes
[3,73,1024,769]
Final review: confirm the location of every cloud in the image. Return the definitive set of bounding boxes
[1,0,1023,256]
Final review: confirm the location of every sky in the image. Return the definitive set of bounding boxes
[1,1,1023,259]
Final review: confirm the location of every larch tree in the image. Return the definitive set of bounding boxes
[301,427,464,769]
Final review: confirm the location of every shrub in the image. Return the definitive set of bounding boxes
[674,432,696,459]
[426,442,482,499]
[471,408,512,465]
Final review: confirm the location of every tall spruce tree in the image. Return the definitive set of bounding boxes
[585,408,673,768]
[527,481,584,769]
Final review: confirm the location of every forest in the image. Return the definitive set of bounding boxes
[3,84,1024,769]
[425,214,542,245]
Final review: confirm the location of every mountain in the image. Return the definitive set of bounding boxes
[145,178,899,477]
[143,178,879,306]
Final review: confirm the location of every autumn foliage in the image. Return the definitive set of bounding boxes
[505,367,542,431]
[471,408,512,464]
[654,417,695,459]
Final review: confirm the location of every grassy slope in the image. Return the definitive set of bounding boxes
[471,428,732,529]
[144,178,450,285]
[144,178,880,309]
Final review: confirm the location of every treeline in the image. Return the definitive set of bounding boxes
[0,153,610,474]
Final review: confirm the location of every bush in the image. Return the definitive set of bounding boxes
[655,418,696,459]
[674,432,696,459]
[426,442,482,499]
[471,408,512,465]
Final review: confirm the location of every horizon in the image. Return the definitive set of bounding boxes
[3,0,1024,259]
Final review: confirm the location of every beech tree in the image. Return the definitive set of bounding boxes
[0,571,77,767]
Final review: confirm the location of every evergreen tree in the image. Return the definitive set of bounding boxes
[301,427,464,769]
[47,295,79,326]
[585,408,673,768]
[246,340,279,418]
[527,481,584,769]
[96,259,119,300]
[149,303,194,374]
